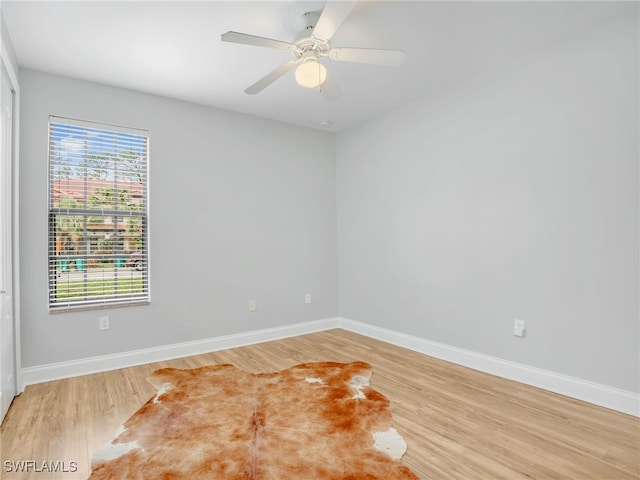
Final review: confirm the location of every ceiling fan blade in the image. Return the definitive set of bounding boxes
[320,69,341,101]
[245,60,300,95]
[329,47,406,66]
[312,0,357,42]
[221,31,296,51]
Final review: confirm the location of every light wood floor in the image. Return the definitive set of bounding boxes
[1,329,638,479]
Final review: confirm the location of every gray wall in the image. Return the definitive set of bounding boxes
[337,9,639,392]
[1,13,19,77]
[19,70,337,367]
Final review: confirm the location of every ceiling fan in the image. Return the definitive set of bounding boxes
[221,0,405,100]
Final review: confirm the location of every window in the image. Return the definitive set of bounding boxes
[48,116,149,311]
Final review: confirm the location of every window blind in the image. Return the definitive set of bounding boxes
[48,116,149,311]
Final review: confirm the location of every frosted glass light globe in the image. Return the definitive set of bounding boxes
[295,60,327,88]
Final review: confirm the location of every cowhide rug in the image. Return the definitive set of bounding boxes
[88,361,419,479]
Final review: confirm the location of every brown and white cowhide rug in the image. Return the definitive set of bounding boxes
[88,361,419,479]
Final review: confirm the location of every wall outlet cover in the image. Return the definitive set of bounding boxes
[513,319,526,337]
[99,316,110,330]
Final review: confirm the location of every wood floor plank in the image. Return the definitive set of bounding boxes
[1,329,638,479]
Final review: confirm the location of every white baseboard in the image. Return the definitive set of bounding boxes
[20,316,638,417]
[21,317,340,387]
[338,317,639,417]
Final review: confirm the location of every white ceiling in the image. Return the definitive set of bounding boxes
[2,1,633,132]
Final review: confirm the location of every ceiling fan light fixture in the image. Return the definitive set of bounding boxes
[295,60,327,88]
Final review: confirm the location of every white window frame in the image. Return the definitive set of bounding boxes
[47,116,149,311]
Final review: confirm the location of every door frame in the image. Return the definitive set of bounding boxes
[1,41,22,397]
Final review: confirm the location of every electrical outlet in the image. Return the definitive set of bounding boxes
[249,299,257,312]
[99,316,110,330]
[513,319,526,337]
[305,293,311,304]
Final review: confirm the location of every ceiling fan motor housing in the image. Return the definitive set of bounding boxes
[293,11,330,60]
